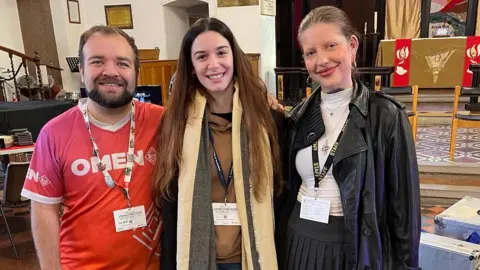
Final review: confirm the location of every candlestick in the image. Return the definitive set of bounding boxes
[374,11,377,33]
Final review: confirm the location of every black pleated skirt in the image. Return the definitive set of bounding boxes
[284,201,354,270]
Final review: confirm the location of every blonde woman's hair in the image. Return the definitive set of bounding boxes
[298,6,360,43]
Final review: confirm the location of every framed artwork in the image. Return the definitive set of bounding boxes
[421,0,478,37]
[67,0,81,24]
[105,4,134,29]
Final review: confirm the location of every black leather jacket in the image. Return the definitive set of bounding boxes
[275,79,421,270]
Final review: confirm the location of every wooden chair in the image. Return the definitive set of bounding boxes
[378,85,419,142]
[1,162,30,259]
[449,86,480,160]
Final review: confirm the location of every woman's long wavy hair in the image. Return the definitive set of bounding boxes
[153,18,282,201]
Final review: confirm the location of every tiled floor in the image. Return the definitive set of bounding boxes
[416,125,480,164]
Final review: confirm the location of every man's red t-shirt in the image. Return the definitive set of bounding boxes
[21,99,164,270]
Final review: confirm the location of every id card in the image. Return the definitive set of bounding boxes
[300,196,330,224]
[212,203,241,226]
[113,205,147,232]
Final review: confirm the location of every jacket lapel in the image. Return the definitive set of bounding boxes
[332,80,369,166]
[333,107,368,167]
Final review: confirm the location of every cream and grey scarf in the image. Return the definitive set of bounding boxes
[176,89,277,270]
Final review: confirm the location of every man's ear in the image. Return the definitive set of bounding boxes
[79,64,84,83]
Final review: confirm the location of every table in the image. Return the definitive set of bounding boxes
[0,100,75,141]
[0,145,34,156]
[376,37,467,88]
[0,144,34,172]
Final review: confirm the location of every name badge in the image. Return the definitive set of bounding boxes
[113,205,147,232]
[212,203,241,226]
[300,196,331,224]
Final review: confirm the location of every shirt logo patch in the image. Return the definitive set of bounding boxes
[145,147,157,165]
[26,168,51,187]
[39,175,51,187]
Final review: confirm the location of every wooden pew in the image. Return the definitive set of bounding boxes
[138,59,177,106]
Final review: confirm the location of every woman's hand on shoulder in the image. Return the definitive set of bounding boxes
[268,94,284,112]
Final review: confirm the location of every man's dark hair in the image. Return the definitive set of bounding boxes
[78,25,139,73]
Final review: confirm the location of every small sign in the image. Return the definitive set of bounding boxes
[261,0,275,16]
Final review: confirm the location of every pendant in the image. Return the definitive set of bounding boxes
[321,140,330,155]
[104,175,116,188]
[97,162,106,172]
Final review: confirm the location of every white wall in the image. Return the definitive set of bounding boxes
[216,6,277,95]
[83,0,168,59]
[164,7,189,59]
[50,0,172,92]
[216,6,262,53]
[0,0,25,100]
[260,15,276,95]
[50,0,86,92]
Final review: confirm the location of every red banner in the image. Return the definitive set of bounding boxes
[393,39,412,87]
[462,36,480,86]
[440,0,465,13]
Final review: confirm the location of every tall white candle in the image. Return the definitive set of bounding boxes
[374,11,377,33]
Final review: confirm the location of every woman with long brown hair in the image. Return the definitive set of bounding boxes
[154,17,283,270]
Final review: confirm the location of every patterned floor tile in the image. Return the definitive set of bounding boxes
[416,125,480,164]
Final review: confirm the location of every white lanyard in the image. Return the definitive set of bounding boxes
[81,101,136,207]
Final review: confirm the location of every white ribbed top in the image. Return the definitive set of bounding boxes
[295,88,352,216]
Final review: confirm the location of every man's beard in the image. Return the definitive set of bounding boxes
[87,77,135,108]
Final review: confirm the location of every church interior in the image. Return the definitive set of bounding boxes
[0,0,479,268]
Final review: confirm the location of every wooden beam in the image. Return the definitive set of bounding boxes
[420,0,432,38]
[466,0,479,35]
[376,0,386,40]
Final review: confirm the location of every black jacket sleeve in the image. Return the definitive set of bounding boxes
[386,110,422,270]
[270,110,287,223]
[160,182,178,270]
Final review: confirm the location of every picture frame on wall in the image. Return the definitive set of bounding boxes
[105,4,134,29]
[420,0,479,37]
[67,0,81,24]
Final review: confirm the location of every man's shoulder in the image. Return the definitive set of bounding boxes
[41,105,82,136]
[135,101,165,121]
